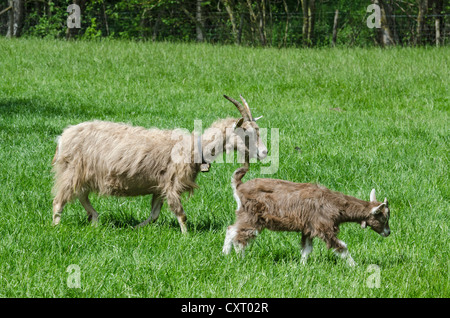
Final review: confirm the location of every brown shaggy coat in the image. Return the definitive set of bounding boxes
[223,166,391,265]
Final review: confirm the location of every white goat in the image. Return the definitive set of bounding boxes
[51,95,267,233]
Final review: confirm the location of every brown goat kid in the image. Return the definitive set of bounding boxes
[51,95,267,233]
[223,166,391,266]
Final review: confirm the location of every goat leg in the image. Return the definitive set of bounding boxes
[166,194,188,234]
[52,199,66,226]
[300,234,313,264]
[326,236,357,267]
[135,195,163,229]
[79,192,99,225]
[222,225,237,255]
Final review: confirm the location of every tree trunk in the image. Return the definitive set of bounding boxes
[301,0,315,46]
[332,9,339,47]
[281,0,289,47]
[152,10,162,42]
[7,0,13,37]
[6,0,24,37]
[432,0,443,47]
[222,0,238,44]
[307,0,315,43]
[434,16,440,46]
[103,1,110,37]
[372,0,397,46]
[255,0,267,46]
[196,0,205,42]
[237,12,244,44]
[301,0,308,46]
[181,3,205,42]
[415,0,428,46]
[246,0,266,46]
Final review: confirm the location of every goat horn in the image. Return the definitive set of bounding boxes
[224,95,250,121]
[239,95,253,121]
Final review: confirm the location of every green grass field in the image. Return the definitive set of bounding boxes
[0,38,448,298]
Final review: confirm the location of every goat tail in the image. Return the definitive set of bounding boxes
[231,164,248,212]
[232,164,249,190]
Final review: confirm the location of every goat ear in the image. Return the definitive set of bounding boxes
[371,202,386,215]
[233,118,244,130]
[370,188,377,202]
[361,220,367,229]
[383,197,388,207]
[254,115,263,121]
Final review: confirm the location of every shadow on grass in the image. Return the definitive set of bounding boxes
[0,97,117,121]
[256,243,408,267]
[0,97,69,118]
[100,212,143,229]
[93,210,225,233]
[188,218,226,233]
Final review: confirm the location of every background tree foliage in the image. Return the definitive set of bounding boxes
[0,0,449,46]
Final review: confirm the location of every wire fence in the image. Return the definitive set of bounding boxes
[0,2,449,47]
